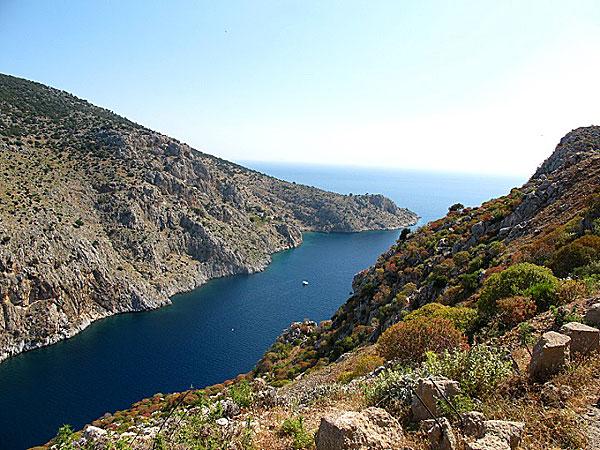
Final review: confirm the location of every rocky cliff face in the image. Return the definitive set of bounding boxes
[0,74,418,362]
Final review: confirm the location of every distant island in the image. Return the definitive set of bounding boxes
[0,74,418,362]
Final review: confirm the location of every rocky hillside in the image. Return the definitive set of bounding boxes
[253,126,600,378]
[42,127,600,450]
[0,74,418,362]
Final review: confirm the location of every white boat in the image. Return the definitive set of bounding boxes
[302,280,309,285]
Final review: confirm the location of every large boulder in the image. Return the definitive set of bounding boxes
[462,411,485,438]
[220,398,241,418]
[421,417,457,450]
[411,377,461,422]
[528,331,571,381]
[76,425,109,448]
[559,322,600,356]
[314,407,404,450]
[585,303,600,327]
[466,420,524,450]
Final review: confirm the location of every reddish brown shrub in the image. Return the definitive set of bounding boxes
[377,316,467,365]
[496,296,537,328]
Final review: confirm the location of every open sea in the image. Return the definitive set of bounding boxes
[0,163,526,449]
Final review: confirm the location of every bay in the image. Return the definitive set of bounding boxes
[0,164,525,449]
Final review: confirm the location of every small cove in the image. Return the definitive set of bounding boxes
[0,165,526,449]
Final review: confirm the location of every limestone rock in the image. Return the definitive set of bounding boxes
[81,425,108,440]
[462,411,485,438]
[251,377,267,392]
[483,420,525,449]
[216,417,228,426]
[585,303,600,327]
[466,420,524,450]
[528,331,571,380]
[421,417,457,450]
[411,377,461,422]
[541,382,574,406]
[77,425,109,448]
[314,407,403,450]
[466,436,510,450]
[559,322,600,356]
[256,387,286,408]
[220,398,240,418]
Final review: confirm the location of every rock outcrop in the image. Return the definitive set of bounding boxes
[585,303,600,327]
[0,74,418,362]
[528,331,571,380]
[411,377,461,422]
[314,407,404,450]
[466,420,525,450]
[559,321,600,356]
[421,417,457,450]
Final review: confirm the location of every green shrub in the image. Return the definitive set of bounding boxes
[496,296,537,329]
[364,368,423,410]
[461,271,480,291]
[337,355,385,384]
[336,371,355,384]
[53,424,74,448]
[354,354,385,377]
[478,263,558,316]
[378,317,467,365]
[525,282,559,311]
[438,393,476,418]
[229,381,253,408]
[423,345,512,398]
[403,303,478,333]
[280,415,314,449]
[549,235,600,277]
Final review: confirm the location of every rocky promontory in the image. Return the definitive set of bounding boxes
[0,74,418,362]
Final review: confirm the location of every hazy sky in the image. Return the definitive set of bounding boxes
[1,1,599,175]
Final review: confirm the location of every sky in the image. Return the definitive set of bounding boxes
[1,1,599,175]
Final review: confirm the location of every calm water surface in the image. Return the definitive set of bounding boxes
[0,165,525,449]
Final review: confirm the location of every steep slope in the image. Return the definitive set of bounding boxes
[254,125,600,379]
[0,74,418,362]
[46,126,600,450]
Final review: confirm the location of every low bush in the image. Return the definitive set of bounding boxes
[423,345,512,398]
[337,354,384,384]
[52,424,74,448]
[496,296,537,329]
[549,235,600,277]
[403,303,478,333]
[364,368,423,411]
[229,381,254,408]
[478,263,559,316]
[280,415,314,449]
[377,317,467,365]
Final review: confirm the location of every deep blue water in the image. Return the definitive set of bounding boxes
[0,164,525,449]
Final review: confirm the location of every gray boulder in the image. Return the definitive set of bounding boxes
[585,303,600,327]
[462,411,485,438]
[559,321,600,356]
[220,398,241,418]
[315,407,404,450]
[256,387,286,408]
[466,420,524,450]
[528,331,571,380]
[411,377,461,421]
[421,417,457,450]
